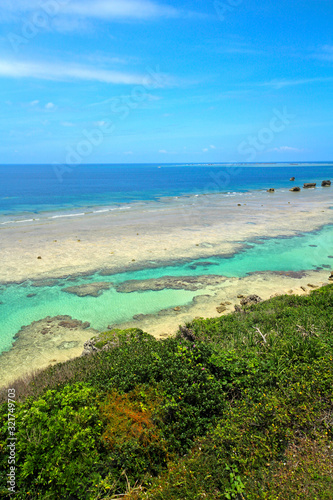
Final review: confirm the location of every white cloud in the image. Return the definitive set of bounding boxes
[0,58,174,86]
[45,102,55,109]
[124,151,133,155]
[85,54,139,66]
[269,146,304,153]
[1,0,183,21]
[93,120,108,127]
[210,144,216,149]
[61,121,75,127]
[254,77,333,89]
[159,149,167,153]
[202,148,209,152]
[63,0,180,20]
[30,100,39,106]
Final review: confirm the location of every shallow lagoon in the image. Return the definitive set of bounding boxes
[1,224,332,353]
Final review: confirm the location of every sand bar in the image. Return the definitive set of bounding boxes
[1,187,332,284]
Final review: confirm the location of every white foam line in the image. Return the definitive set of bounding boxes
[0,218,41,225]
[93,209,109,213]
[50,213,85,219]
[15,218,39,223]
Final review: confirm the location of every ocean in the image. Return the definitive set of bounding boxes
[1,163,333,222]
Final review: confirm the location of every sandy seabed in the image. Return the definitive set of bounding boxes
[1,186,333,387]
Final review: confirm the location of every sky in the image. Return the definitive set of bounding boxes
[0,0,332,164]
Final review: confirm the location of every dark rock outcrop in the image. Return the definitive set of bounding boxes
[58,319,90,329]
[234,305,247,314]
[290,177,295,181]
[12,315,95,347]
[321,180,331,187]
[303,183,316,188]
[216,305,227,313]
[267,188,275,193]
[188,261,217,270]
[62,282,112,297]
[32,279,58,287]
[178,325,196,342]
[116,275,227,293]
[234,295,262,313]
[240,294,262,306]
[289,186,301,192]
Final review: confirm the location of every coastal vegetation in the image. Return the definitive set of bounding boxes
[0,285,332,499]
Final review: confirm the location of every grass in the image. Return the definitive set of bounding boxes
[0,285,332,499]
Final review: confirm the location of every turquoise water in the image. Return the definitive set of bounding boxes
[1,224,332,353]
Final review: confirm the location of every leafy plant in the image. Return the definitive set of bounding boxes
[1,286,332,498]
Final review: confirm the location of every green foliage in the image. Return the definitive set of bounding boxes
[258,434,333,499]
[155,341,225,452]
[93,328,146,350]
[224,465,245,499]
[1,287,333,499]
[0,383,108,499]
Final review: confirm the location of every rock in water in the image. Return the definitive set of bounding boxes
[62,282,112,297]
[267,188,275,193]
[116,275,228,293]
[290,177,295,181]
[303,183,316,188]
[289,186,301,192]
[321,180,331,187]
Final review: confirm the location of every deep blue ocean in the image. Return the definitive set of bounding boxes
[1,163,333,217]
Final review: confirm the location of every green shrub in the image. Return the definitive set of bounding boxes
[1,286,332,499]
[0,383,110,499]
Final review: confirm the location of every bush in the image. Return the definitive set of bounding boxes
[0,383,108,499]
[1,287,332,498]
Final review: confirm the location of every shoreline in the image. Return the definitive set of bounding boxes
[1,162,333,227]
[112,268,331,337]
[1,180,332,225]
[1,186,333,284]
[0,268,331,389]
[1,185,333,386]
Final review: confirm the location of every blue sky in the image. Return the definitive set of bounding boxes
[0,0,332,164]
